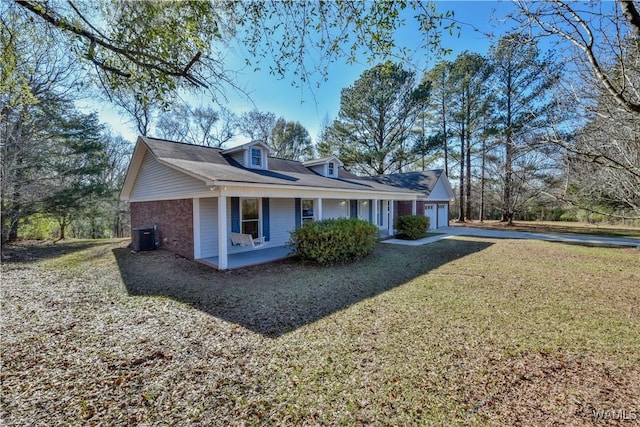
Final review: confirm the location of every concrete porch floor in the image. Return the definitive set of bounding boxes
[198,245,293,270]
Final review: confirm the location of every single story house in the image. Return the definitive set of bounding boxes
[120,136,427,269]
[363,170,455,229]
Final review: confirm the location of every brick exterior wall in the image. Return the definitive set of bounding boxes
[393,200,427,232]
[130,199,194,259]
[396,201,413,217]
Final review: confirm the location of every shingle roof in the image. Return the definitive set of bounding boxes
[363,170,445,196]
[141,136,417,195]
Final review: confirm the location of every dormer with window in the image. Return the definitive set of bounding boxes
[222,141,273,170]
[303,155,343,178]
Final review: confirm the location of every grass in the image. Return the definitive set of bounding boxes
[2,237,639,425]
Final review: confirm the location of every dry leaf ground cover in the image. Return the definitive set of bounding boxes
[1,237,639,426]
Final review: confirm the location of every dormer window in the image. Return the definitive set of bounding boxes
[250,148,262,167]
[222,141,272,170]
[302,155,343,178]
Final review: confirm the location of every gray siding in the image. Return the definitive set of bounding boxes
[199,197,218,258]
[230,151,245,167]
[322,199,349,219]
[428,177,452,201]
[131,152,209,200]
[309,164,326,176]
[225,197,295,254]
[269,198,295,247]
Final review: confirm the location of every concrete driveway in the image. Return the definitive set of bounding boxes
[383,226,640,248]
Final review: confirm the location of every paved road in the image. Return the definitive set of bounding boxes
[383,226,640,248]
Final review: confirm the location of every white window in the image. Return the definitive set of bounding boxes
[378,200,386,226]
[241,198,260,238]
[302,199,314,223]
[328,162,335,176]
[250,148,262,167]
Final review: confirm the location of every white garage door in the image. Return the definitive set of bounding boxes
[437,204,449,228]
[424,204,437,230]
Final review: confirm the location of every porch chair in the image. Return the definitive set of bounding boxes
[230,232,266,248]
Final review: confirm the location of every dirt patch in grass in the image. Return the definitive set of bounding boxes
[2,237,639,425]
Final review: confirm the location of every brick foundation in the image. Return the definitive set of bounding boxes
[130,199,194,259]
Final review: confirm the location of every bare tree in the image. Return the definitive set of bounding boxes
[156,105,237,147]
[513,1,640,218]
[514,0,640,114]
[237,109,277,144]
[109,90,158,136]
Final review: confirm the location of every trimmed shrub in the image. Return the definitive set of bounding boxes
[395,214,430,240]
[289,218,379,265]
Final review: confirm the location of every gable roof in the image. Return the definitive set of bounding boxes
[363,170,455,201]
[303,155,344,168]
[221,140,274,155]
[121,136,420,200]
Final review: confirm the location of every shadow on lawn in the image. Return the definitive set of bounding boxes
[114,239,493,337]
[1,240,113,264]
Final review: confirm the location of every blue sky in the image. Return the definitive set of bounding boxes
[91,1,520,145]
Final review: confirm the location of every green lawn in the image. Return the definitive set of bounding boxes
[1,237,638,425]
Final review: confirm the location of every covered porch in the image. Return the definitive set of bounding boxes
[194,195,402,270]
[198,245,292,270]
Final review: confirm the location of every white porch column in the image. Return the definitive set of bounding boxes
[315,198,323,220]
[373,199,379,227]
[193,198,201,259]
[389,200,395,235]
[217,195,228,270]
[411,200,417,215]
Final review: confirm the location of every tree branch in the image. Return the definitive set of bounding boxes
[620,0,640,36]
[14,0,206,87]
[552,0,640,114]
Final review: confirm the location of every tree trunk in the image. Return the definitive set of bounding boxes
[442,93,449,177]
[458,122,466,222]
[59,218,67,240]
[6,152,25,242]
[502,134,513,223]
[465,91,472,221]
[480,136,486,222]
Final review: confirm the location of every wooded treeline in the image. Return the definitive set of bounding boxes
[2,1,639,242]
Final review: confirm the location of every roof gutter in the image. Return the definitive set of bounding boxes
[211,180,420,197]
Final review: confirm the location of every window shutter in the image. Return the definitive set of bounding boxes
[231,197,240,233]
[295,198,302,230]
[368,200,373,222]
[350,200,358,218]
[262,198,270,241]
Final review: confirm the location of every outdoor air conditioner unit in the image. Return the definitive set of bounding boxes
[132,227,156,251]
